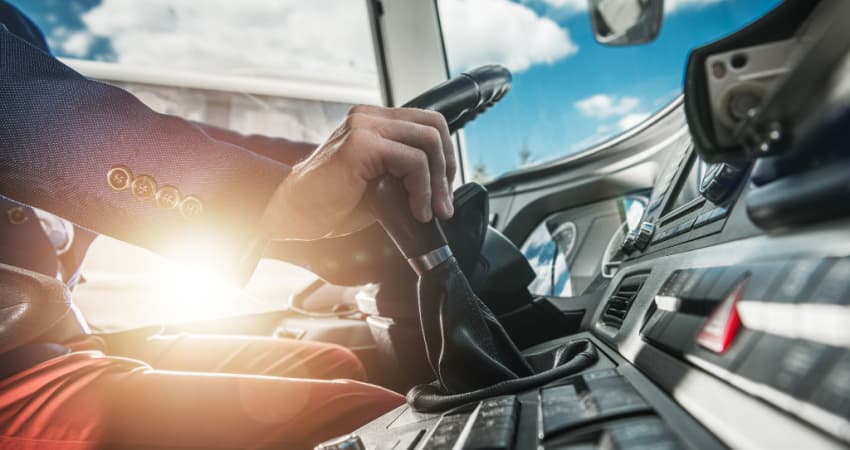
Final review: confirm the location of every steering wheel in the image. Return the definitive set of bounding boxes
[264,65,512,286]
[402,64,511,132]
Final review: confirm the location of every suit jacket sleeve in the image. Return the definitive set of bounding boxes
[194,122,316,167]
[0,26,291,284]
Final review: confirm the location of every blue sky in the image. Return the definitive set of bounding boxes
[440,0,782,178]
[14,0,781,179]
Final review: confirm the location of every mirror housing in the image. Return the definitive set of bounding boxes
[589,0,663,46]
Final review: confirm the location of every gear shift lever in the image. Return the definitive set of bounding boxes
[366,177,452,274]
[367,176,532,394]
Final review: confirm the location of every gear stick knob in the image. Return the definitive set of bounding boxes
[367,175,533,395]
[366,177,453,275]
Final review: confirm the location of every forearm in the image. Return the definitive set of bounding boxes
[0,28,289,282]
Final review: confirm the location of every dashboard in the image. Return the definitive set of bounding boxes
[315,2,850,449]
[327,90,849,448]
[327,98,849,449]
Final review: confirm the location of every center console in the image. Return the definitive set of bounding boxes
[329,333,721,450]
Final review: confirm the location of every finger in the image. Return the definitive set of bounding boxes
[363,136,433,223]
[416,110,456,205]
[350,105,456,215]
[351,106,454,168]
[369,118,453,220]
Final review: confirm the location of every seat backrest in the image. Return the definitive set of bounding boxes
[0,262,88,354]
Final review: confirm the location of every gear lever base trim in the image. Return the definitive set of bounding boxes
[408,245,453,275]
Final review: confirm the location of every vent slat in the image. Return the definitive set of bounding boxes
[600,274,648,330]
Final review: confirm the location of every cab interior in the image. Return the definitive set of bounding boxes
[13,0,850,449]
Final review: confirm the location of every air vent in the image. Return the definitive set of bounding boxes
[601,274,649,329]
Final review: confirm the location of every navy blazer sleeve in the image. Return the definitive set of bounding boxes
[0,25,292,283]
[195,123,316,167]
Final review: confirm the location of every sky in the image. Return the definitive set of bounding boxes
[438,0,783,178]
[13,0,782,179]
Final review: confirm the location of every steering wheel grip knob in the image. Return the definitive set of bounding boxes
[403,65,512,133]
[366,176,452,275]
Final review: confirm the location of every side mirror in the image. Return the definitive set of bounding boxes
[589,0,664,46]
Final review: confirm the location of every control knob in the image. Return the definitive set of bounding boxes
[621,229,639,254]
[699,162,744,204]
[633,222,656,251]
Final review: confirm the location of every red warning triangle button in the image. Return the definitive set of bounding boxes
[697,278,747,353]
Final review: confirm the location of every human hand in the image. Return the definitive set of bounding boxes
[260,105,456,240]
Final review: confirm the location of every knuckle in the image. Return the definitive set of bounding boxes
[427,110,448,128]
[343,127,371,146]
[348,104,369,115]
[423,127,443,149]
[422,109,440,121]
[412,185,432,200]
[446,157,458,173]
[445,146,457,162]
[344,113,368,129]
[414,150,429,165]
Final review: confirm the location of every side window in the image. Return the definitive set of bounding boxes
[15,0,382,329]
[520,195,647,298]
[18,0,380,138]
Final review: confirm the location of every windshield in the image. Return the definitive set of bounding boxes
[437,0,782,181]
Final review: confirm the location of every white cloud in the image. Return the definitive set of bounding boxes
[61,31,93,57]
[617,112,651,130]
[537,0,587,12]
[665,0,723,13]
[570,94,650,146]
[439,0,578,73]
[574,94,640,118]
[76,0,378,86]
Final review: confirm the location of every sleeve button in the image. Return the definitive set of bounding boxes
[179,196,204,220]
[131,175,157,201]
[155,185,181,210]
[7,206,28,225]
[107,166,133,191]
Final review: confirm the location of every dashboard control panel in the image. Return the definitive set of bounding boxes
[332,340,723,450]
[415,370,686,450]
[629,140,745,257]
[632,222,655,251]
[698,162,745,204]
[643,257,850,443]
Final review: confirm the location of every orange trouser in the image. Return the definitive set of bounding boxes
[0,334,404,450]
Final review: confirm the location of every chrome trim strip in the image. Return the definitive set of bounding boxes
[686,353,850,444]
[408,245,453,275]
[654,295,682,312]
[737,300,850,347]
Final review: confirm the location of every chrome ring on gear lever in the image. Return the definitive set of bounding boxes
[408,245,453,275]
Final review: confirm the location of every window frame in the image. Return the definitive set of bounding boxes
[367,0,466,184]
